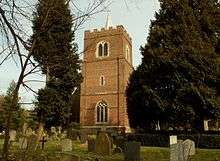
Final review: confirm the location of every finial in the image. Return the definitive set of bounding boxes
[105,10,113,29]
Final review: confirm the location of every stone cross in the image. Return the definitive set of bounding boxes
[39,136,47,150]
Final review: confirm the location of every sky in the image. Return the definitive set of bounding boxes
[0,0,160,107]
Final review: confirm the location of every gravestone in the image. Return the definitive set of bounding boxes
[79,132,87,144]
[182,139,195,160]
[22,123,28,135]
[19,137,28,149]
[9,130,16,141]
[88,138,96,152]
[170,135,181,161]
[61,139,72,152]
[27,134,39,151]
[124,141,141,161]
[95,132,111,155]
[170,135,177,145]
[26,128,33,136]
[51,126,59,140]
[114,135,126,150]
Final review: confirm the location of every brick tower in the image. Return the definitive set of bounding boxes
[80,18,133,132]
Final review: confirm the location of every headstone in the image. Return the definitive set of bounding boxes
[79,132,87,144]
[9,130,16,141]
[114,135,126,150]
[22,123,28,135]
[26,128,33,136]
[19,137,28,149]
[182,139,195,160]
[170,135,177,145]
[204,120,210,131]
[27,134,39,151]
[58,126,62,134]
[95,132,111,155]
[61,139,72,152]
[88,138,96,152]
[51,126,59,140]
[124,141,141,161]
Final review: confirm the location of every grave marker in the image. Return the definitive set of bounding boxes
[95,132,111,155]
[124,141,141,161]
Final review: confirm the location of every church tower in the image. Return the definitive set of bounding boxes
[80,16,133,132]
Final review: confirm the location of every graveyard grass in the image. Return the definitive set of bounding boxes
[1,139,220,161]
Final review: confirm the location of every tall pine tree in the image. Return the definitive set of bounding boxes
[31,0,82,129]
[127,0,220,131]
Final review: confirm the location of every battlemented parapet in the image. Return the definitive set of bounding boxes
[84,25,132,44]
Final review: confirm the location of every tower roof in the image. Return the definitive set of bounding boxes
[105,12,113,29]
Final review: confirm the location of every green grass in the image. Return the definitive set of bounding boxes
[0,139,220,161]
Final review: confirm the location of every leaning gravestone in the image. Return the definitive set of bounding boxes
[95,132,111,155]
[182,139,195,160]
[88,138,96,152]
[61,139,73,152]
[124,141,141,161]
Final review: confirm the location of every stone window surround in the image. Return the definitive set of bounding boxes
[96,41,110,58]
[95,100,109,124]
[100,75,106,86]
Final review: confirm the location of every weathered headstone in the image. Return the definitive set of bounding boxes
[19,137,28,149]
[61,139,72,152]
[9,130,16,141]
[124,141,141,161]
[51,126,59,140]
[95,132,111,155]
[114,135,126,150]
[79,132,87,144]
[58,126,62,134]
[27,134,39,151]
[170,135,180,161]
[182,139,195,160]
[26,128,33,136]
[170,135,177,145]
[88,138,96,152]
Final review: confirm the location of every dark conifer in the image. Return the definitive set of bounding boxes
[31,0,82,128]
[127,0,220,131]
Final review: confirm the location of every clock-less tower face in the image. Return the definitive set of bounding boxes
[80,25,133,132]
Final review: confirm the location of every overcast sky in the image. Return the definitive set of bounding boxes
[0,0,160,107]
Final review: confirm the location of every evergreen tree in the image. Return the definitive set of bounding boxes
[0,81,25,131]
[127,0,220,131]
[31,0,82,128]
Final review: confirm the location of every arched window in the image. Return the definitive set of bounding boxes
[96,101,108,123]
[98,44,103,57]
[104,43,108,56]
[96,41,109,57]
[100,76,105,86]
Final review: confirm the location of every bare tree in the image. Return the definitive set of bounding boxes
[0,0,110,160]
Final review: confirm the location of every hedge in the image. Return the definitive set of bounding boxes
[126,133,220,149]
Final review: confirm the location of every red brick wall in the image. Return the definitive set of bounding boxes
[80,25,133,130]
